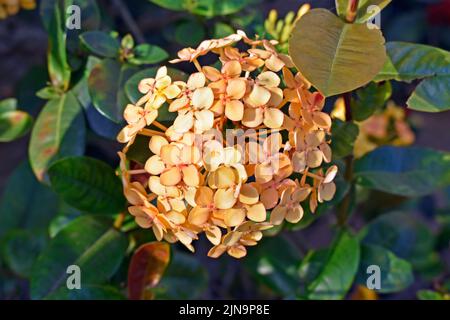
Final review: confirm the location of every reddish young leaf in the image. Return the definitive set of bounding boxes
[128,242,170,300]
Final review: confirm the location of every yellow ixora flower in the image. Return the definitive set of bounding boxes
[0,0,35,19]
[116,30,337,258]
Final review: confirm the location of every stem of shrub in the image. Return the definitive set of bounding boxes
[345,0,359,23]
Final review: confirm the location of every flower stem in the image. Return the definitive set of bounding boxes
[140,128,166,137]
[153,120,168,131]
[345,0,359,23]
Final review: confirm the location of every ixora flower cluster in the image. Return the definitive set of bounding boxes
[117,31,338,259]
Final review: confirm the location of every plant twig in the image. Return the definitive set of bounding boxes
[111,0,146,44]
[345,0,360,23]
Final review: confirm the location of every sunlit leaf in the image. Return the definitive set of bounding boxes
[128,242,170,300]
[289,9,387,97]
[0,110,33,142]
[129,44,169,65]
[351,81,392,121]
[335,0,392,23]
[330,120,359,159]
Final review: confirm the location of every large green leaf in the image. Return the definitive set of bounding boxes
[355,244,413,293]
[149,0,255,17]
[306,230,360,299]
[30,215,128,299]
[128,242,170,300]
[330,120,359,159]
[0,98,17,113]
[289,9,387,97]
[335,0,392,23]
[29,92,86,182]
[0,110,33,142]
[375,42,450,112]
[46,285,125,300]
[80,31,120,58]
[0,161,59,239]
[129,44,169,65]
[354,146,450,197]
[245,236,302,296]
[88,59,138,123]
[48,157,126,215]
[351,81,392,121]
[153,251,208,299]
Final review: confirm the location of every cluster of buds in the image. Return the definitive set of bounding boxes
[0,0,35,19]
[117,31,337,259]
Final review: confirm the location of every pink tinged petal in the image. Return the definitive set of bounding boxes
[257,71,281,87]
[138,78,156,94]
[246,203,266,222]
[160,167,182,186]
[223,208,246,227]
[320,143,332,163]
[255,163,274,184]
[249,85,271,106]
[208,244,228,258]
[148,176,166,196]
[292,151,307,172]
[163,84,181,99]
[222,231,242,246]
[202,66,222,82]
[124,104,143,124]
[192,87,214,109]
[150,94,166,109]
[279,54,294,68]
[270,206,286,225]
[145,155,165,175]
[117,125,134,143]
[306,149,323,168]
[222,60,242,77]
[173,112,194,133]
[292,187,311,202]
[194,110,214,132]
[155,66,168,79]
[264,132,282,156]
[226,78,246,99]
[324,165,338,184]
[306,131,326,148]
[228,245,247,259]
[149,135,169,156]
[181,164,200,187]
[263,108,284,129]
[239,184,259,205]
[214,188,237,209]
[166,211,186,225]
[187,72,206,89]
[312,112,332,128]
[205,226,222,246]
[318,182,336,202]
[195,186,214,206]
[285,206,303,224]
[282,67,296,88]
[242,107,264,128]
[152,223,164,241]
[160,144,181,166]
[261,187,279,209]
[267,87,284,107]
[188,206,210,225]
[213,166,237,188]
[265,54,285,72]
[225,100,244,121]
[144,109,158,126]
[223,147,241,166]
[169,95,189,112]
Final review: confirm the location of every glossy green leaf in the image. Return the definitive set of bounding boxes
[46,285,125,300]
[88,59,138,123]
[245,236,302,296]
[306,230,360,299]
[354,146,450,197]
[153,252,208,299]
[129,44,169,65]
[362,211,435,270]
[80,31,120,58]
[149,0,255,17]
[351,81,392,121]
[330,120,359,158]
[128,242,170,300]
[46,0,71,90]
[0,161,59,239]
[174,20,205,47]
[213,22,235,39]
[289,9,387,97]
[375,42,450,112]
[30,215,128,299]
[356,244,413,293]
[48,157,126,215]
[417,290,448,300]
[335,0,392,23]
[0,98,17,113]
[29,92,85,182]
[0,111,33,142]
[1,230,48,278]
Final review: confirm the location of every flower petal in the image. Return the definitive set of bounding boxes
[225,100,244,121]
[145,155,165,175]
[263,108,284,129]
[214,188,237,209]
[192,87,214,109]
[270,205,286,225]
[160,166,182,186]
[246,203,266,222]
[223,208,246,227]
[239,184,259,205]
[285,206,303,224]
[242,107,264,128]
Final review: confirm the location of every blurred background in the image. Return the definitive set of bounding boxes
[0,0,449,299]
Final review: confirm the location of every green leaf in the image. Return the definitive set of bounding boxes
[245,236,302,296]
[30,215,128,299]
[354,146,450,197]
[48,157,126,215]
[356,244,413,293]
[88,59,138,123]
[174,20,205,47]
[0,98,17,113]
[335,0,392,23]
[1,230,48,278]
[289,9,387,97]
[351,81,392,121]
[46,0,71,90]
[417,290,448,300]
[128,242,170,300]
[153,251,208,299]
[45,284,125,300]
[149,0,255,17]
[0,110,33,142]
[213,22,235,39]
[80,31,120,58]
[29,92,86,182]
[306,230,360,299]
[129,44,169,65]
[362,211,435,270]
[0,161,59,239]
[374,42,450,112]
[330,119,359,158]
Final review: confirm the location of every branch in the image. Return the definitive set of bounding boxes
[345,0,360,23]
